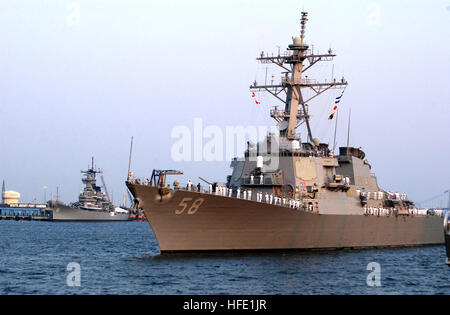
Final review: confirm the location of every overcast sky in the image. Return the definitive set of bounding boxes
[0,0,449,207]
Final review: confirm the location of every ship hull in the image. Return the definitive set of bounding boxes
[446,234,450,266]
[51,204,130,222]
[445,213,450,266]
[127,184,444,252]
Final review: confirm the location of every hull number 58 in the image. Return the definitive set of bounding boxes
[175,198,205,215]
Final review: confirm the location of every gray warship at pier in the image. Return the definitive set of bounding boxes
[51,158,129,221]
[126,12,445,252]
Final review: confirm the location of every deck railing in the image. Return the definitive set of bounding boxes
[130,179,446,218]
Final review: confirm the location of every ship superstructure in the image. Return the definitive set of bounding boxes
[126,12,444,252]
[72,158,114,211]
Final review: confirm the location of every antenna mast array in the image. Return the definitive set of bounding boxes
[250,12,347,143]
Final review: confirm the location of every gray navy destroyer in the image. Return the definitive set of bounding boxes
[52,159,129,221]
[126,12,445,252]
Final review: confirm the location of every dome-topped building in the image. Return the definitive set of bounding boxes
[2,190,20,205]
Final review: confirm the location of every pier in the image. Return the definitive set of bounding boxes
[0,205,52,221]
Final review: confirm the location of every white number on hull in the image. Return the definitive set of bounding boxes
[175,198,204,215]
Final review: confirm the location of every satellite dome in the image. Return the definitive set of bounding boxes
[313,138,320,146]
[293,37,302,45]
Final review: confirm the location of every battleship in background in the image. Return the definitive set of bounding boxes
[51,159,130,221]
[126,12,445,252]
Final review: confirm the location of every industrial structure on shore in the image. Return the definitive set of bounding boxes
[1,180,52,221]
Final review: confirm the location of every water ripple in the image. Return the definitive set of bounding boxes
[0,220,449,294]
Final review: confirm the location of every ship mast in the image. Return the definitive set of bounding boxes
[250,12,347,144]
